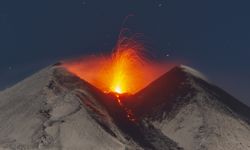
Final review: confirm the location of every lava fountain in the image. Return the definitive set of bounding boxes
[63,32,177,95]
[63,31,178,122]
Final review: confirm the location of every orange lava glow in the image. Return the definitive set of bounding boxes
[109,46,145,94]
[63,33,177,94]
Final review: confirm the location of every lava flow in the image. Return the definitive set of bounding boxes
[115,94,137,122]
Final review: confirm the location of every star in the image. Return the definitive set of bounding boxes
[82,1,87,5]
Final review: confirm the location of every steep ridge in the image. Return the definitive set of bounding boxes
[131,65,250,150]
[0,65,130,150]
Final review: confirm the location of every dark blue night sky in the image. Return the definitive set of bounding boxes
[0,0,249,105]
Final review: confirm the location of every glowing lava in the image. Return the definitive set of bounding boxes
[62,30,181,123]
[109,45,145,94]
[63,33,177,94]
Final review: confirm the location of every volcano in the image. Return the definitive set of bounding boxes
[0,64,249,150]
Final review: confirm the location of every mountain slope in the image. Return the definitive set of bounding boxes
[0,66,129,150]
[0,65,182,150]
[132,65,250,150]
[1,64,249,150]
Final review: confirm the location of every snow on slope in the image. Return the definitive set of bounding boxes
[133,65,250,150]
[153,81,250,150]
[1,63,248,150]
[0,66,137,150]
[179,65,207,81]
[0,64,184,150]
